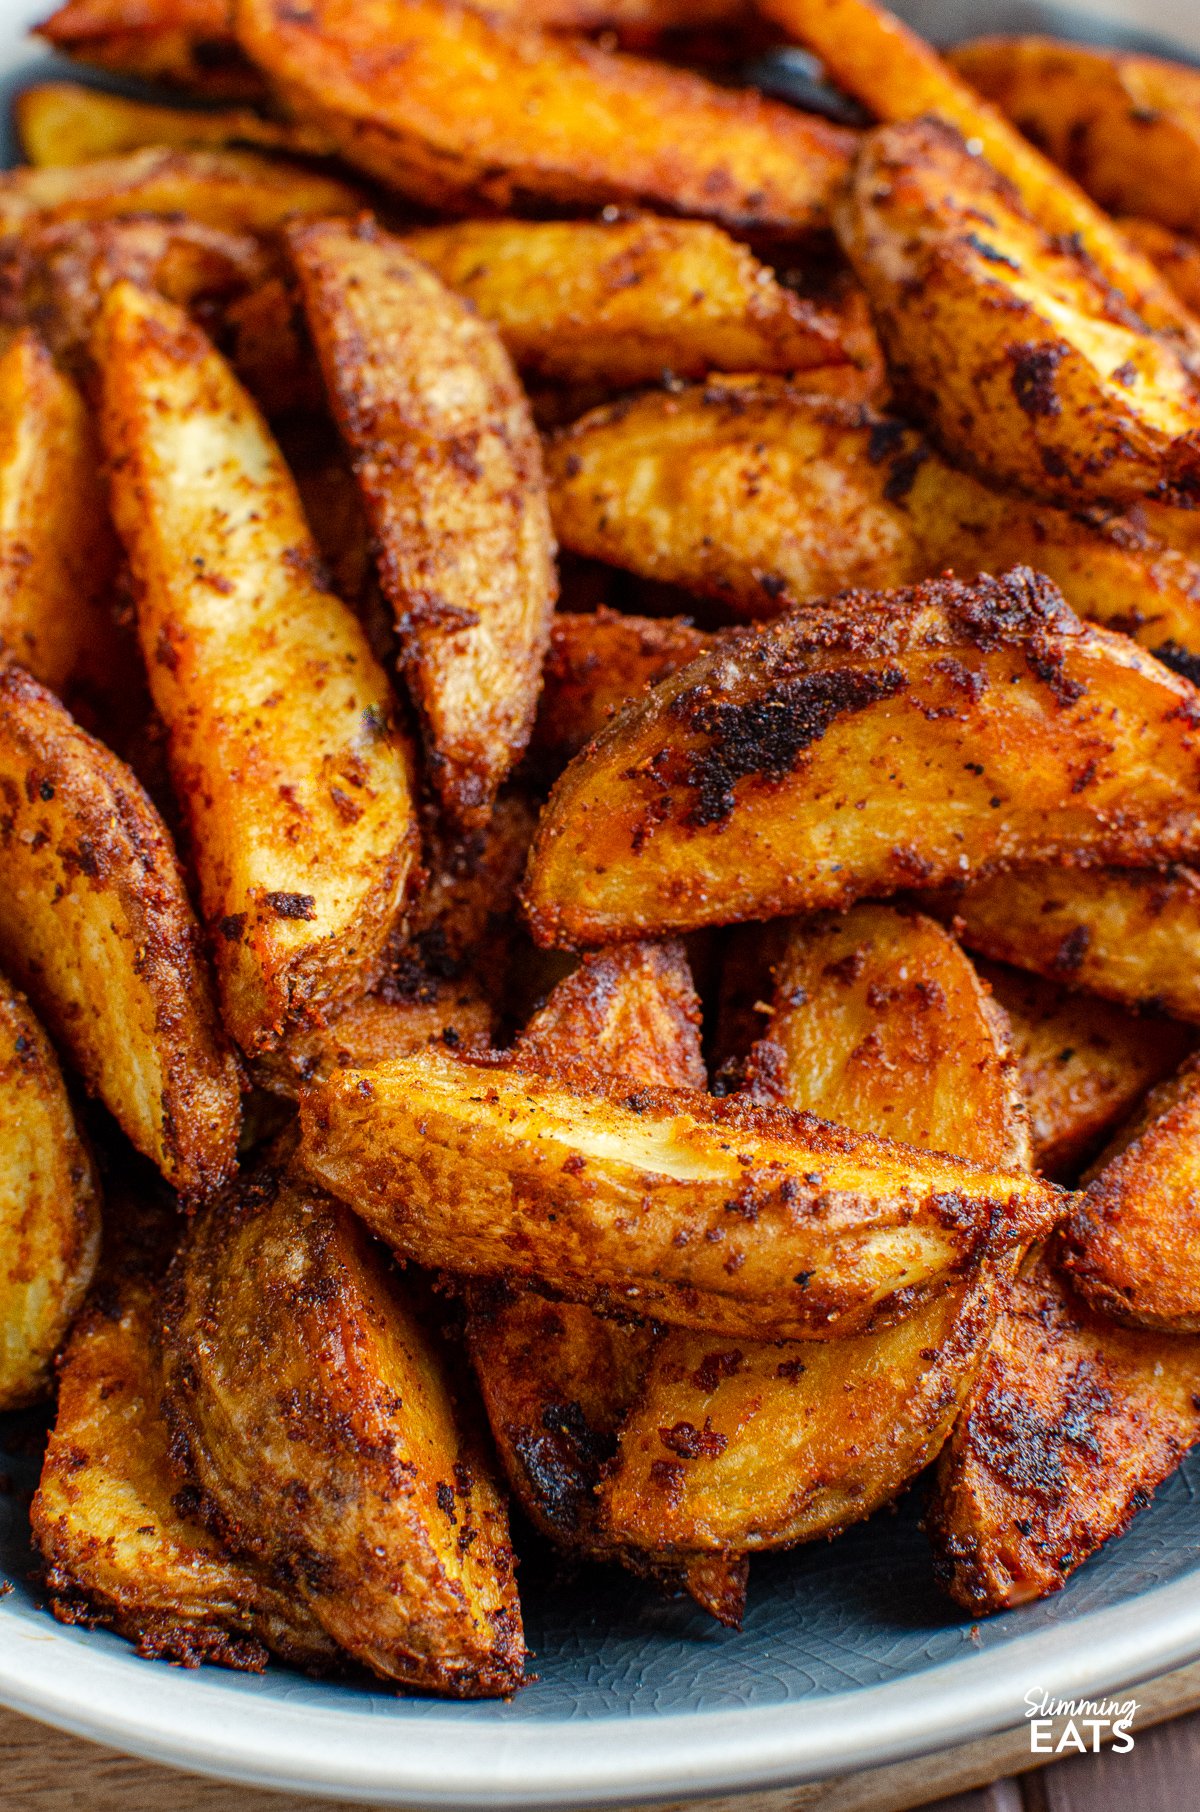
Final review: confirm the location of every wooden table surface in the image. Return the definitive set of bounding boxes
[4,1659,1200,1812]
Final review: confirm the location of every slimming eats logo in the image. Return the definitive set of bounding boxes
[1024,1689,1138,1754]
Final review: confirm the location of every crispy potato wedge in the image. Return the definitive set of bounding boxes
[760,0,1196,341]
[233,0,854,238]
[532,610,710,770]
[1057,1055,1200,1331]
[15,80,337,166]
[978,961,1193,1179]
[602,904,1021,1553]
[288,217,557,826]
[467,942,746,1624]
[0,216,271,382]
[221,274,326,417]
[36,0,262,98]
[254,979,494,1098]
[32,1267,338,1669]
[161,1160,524,1695]
[0,330,119,695]
[927,1257,1200,1611]
[546,381,1200,653]
[1121,220,1200,320]
[403,218,853,388]
[0,147,360,238]
[927,865,1200,1025]
[523,570,1200,948]
[838,119,1200,508]
[0,975,99,1409]
[950,38,1200,242]
[95,280,419,1053]
[299,1044,1060,1341]
[0,659,240,1196]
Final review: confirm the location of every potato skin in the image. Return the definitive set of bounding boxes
[161,1164,524,1696]
[0,146,361,237]
[288,217,557,827]
[0,976,99,1409]
[0,659,240,1197]
[403,218,852,388]
[532,611,710,770]
[523,570,1200,948]
[32,1269,338,1670]
[1121,219,1200,320]
[927,865,1200,1025]
[838,118,1200,508]
[36,0,263,99]
[545,381,1200,662]
[927,1258,1200,1612]
[760,0,1195,340]
[978,961,1193,1179]
[950,38,1200,241]
[300,1045,1059,1342]
[96,279,419,1053]
[602,905,1019,1554]
[233,0,854,238]
[0,330,119,696]
[1058,1055,1200,1331]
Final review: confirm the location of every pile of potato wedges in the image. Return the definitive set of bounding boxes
[1,0,1200,1698]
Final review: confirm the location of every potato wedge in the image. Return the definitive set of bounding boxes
[515,939,705,1090]
[33,1266,338,1669]
[0,330,119,695]
[233,0,854,238]
[288,217,556,826]
[601,904,1020,1554]
[1057,1055,1200,1331]
[161,1160,524,1696]
[977,961,1193,1179]
[760,0,1196,341]
[0,659,240,1196]
[0,975,99,1410]
[0,216,271,382]
[532,610,710,770]
[0,146,360,238]
[927,1257,1200,1612]
[838,119,1200,508]
[253,978,494,1099]
[926,865,1200,1025]
[546,381,1200,654]
[950,38,1200,242]
[523,570,1200,948]
[15,80,337,166]
[95,280,419,1054]
[1121,220,1200,320]
[36,0,262,98]
[403,218,853,388]
[298,1044,1060,1341]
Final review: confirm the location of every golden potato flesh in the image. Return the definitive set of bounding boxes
[288,217,557,827]
[95,280,419,1054]
[978,961,1193,1179]
[927,1258,1200,1612]
[403,218,853,388]
[1057,1055,1200,1331]
[532,611,710,771]
[15,80,337,165]
[232,0,854,238]
[1121,219,1200,320]
[36,0,262,99]
[759,0,1196,341]
[161,1164,524,1696]
[0,146,360,238]
[32,1270,337,1670]
[545,381,1200,662]
[0,330,118,696]
[928,865,1200,1024]
[0,659,240,1197]
[602,904,1020,1553]
[0,976,98,1409]
[299,1045,1060,1342]
[838,119,1200,508]
[523,571,1200,949]
[950,38,1200,241]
